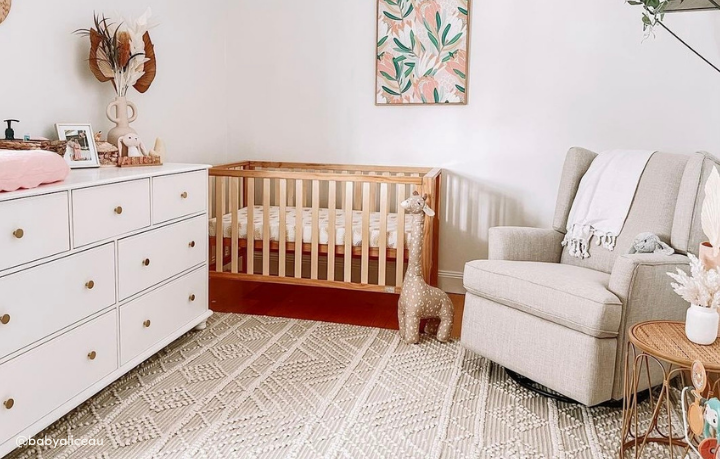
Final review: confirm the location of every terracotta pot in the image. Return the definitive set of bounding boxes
[699,242,720,270]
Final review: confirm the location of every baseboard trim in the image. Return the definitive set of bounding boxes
[438,270,464,294]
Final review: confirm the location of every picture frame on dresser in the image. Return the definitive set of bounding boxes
[55,123,100,169]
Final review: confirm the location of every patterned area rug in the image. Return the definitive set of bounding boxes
[7,313,682,459]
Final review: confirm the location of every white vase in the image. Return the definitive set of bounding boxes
[685,304,719,345]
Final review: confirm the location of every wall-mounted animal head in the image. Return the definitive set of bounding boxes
[401,191,435,216]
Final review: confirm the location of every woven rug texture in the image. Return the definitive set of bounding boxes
[7,313,682,459]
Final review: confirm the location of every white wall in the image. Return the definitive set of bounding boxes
[226,0,720,291]
[0,0,229,165]
[2,1,719,292]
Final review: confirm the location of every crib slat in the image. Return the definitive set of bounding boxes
[344,182,353,282]
[327,180,337,281]
[246,178,255,275]
[396,176,406,287]
[361,182,370,284]
[353,172,362,210]
[263,178,271,276]
[311,180,320,280]
[295,179,303,278]
[274,178,280,207]
[379,183,388,286]
[288,178,296,207]
[214,177,224,273]
[279,179,287,278]
[230,178,240,274]
[369,172,377,212]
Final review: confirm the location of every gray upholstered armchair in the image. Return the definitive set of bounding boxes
[461,147,720,406]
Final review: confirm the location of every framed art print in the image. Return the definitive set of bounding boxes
[376,0,470,105]
[56,123,100,169]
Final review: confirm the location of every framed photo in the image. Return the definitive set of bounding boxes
[55,123,100,168]
[376,0,470,105]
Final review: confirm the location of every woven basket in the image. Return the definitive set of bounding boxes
[0,139,67,155]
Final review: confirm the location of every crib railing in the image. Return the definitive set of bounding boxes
[208,161,441,293]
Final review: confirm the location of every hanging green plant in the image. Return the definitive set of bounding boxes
[626,0,720,73]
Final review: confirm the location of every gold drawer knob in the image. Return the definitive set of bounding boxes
[181,192,188,199]
[88,351,97,360]
[12,229,24,239]
[114,206,123,215]
[0,314,10,325]
[143,319,151,328]
[142,258,150,267]
[3,398,14,410]
[189,241,196,248]
[86,280,95,290]
[189,294,196,302]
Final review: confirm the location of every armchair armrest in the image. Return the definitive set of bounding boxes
[607,253,690,399]
[609,253,690,322]
[488,227,565,263]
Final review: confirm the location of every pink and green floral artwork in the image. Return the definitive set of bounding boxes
[376,0,469,105]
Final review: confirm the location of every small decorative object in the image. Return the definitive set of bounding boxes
[55,123,100,169]
[116,133,162,167]
[704,398,720,441]
[4,119,18,140]
[628,232,675,255]
[681,360,720,459]
[76,9,157,146]
[149,137,166,161]
[397,191,454,344]
[376,0,469,104]
[668,254,720,344]
[0,0,10,25]
[118,133,147,158]
[627,0,720,75]
[95,133,120,167]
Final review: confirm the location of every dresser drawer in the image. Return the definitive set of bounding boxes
[0,311,118,445]
[120,267,207,365]
[152,171,207,224]
[72,179,151,247]
[0,244,115,359]
[118,215,206,299]
[0,193,70,272]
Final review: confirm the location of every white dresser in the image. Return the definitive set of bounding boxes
[0,164,211,456]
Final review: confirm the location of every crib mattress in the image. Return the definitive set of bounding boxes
[208,206,413,249]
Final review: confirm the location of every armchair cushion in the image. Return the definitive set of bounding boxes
[488,227,564,263]
[463,260,622,338]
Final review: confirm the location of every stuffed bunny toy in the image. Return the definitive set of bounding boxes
[628,232,674,255]
[118,133,148,158]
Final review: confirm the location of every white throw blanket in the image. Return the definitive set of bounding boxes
[562,150,655,259]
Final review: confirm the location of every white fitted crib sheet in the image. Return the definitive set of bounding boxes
[208,206,413,249]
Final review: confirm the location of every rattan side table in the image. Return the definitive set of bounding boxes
[620,320,720,458]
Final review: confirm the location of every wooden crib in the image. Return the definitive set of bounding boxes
[208,161,441,293]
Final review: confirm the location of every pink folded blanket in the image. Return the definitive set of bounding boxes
[0,150,70,192]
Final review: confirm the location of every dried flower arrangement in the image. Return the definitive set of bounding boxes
[668,254,720,308]
[75,8,157,96]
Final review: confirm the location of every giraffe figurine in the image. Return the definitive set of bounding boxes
[398,191,454,344]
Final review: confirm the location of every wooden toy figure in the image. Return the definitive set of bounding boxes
[397,191,454,344]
